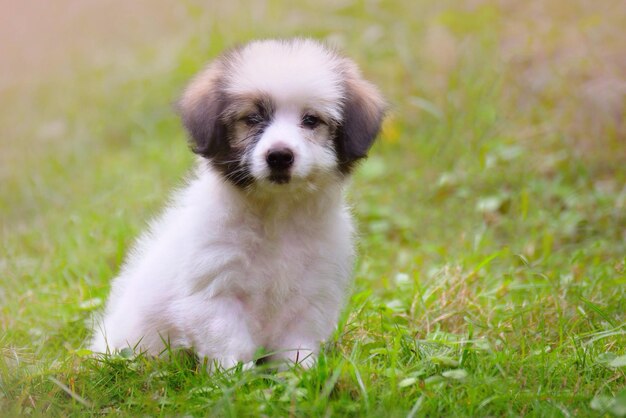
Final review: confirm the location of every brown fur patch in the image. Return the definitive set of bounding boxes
[178,60,256,187]
[335,62,386,173]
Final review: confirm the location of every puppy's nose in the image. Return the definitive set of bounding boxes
[266,147,294,170]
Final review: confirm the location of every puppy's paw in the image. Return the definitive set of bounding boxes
[205,356,254,374]
[270,347,317,371]
[291,349,317,369]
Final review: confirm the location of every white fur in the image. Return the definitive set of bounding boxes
[90,39,371,370]
[225,39,345,120]
[91,164,354,369]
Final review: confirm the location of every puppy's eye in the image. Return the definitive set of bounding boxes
[245,113,263,126]
[302,114,321,129]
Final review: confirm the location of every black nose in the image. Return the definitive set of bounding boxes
[266,147,294,170]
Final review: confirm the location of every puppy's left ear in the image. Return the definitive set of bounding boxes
[336,64,386,173]
[177,62,228,159]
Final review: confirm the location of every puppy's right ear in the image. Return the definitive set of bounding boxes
[177,63,227,158]
[335,60,386,174]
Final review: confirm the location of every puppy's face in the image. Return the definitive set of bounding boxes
[179,39,385,190]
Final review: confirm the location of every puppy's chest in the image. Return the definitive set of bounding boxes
[216,219,326,299]
[247,227,316,292]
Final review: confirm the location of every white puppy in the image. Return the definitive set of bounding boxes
[91,39,385,369]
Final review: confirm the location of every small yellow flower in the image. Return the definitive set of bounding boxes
[381,115,400,143]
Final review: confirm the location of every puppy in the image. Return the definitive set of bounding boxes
[91,39,385,369]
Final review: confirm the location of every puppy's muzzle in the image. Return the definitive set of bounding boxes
[266,146,294,184]
[266,147,294,170]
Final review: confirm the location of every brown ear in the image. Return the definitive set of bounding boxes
[336,66,386,173]
[177,63,229,158]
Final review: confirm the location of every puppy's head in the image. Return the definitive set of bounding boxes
[178,39,385,190]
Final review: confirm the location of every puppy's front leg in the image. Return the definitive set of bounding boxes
[181,296,257,372]
[270,308,336,369]
[271,333,319,370]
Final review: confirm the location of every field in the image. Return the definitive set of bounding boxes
[1,0,625,416]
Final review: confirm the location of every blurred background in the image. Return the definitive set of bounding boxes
[2,0,624,219]
[2,0,625,333]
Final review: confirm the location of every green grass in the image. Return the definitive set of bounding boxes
[1,1,625,416]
